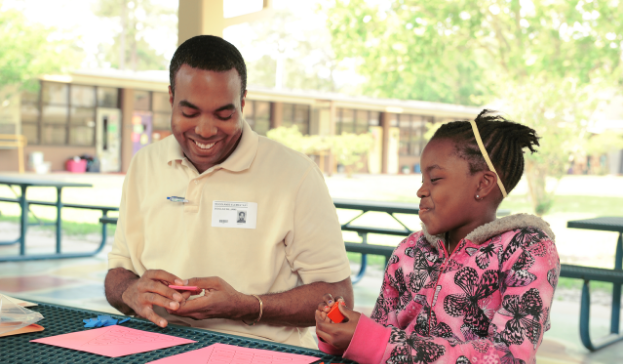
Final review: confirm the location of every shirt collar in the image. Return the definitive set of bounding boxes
[166,120,258,173]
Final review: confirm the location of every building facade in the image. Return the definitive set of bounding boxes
[0,69,481,174]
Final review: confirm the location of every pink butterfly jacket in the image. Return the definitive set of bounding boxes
[319,214,560,364]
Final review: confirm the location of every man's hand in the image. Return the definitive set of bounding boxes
[121,269,186,328]
[315,295,360,350]
[171,277,256,321]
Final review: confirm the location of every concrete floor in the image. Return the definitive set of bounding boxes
[1,223,623,363]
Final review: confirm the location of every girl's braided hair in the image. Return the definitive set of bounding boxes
[430,109,540,194]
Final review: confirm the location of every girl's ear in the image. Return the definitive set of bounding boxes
[476,170,500,200]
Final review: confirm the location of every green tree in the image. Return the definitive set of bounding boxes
[326,0,623,215]
[93,0,176,71]
[230,9,340,92]
[0,6,80,93]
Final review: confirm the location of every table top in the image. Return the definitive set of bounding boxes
[0,302,351,364]
[567,217,623,233]
[0,175,92,188]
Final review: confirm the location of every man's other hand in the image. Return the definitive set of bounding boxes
[170,277,255,321]
[121,269,185,328]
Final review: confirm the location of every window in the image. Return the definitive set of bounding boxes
[69,85,96,146]
[152,92,171,130]
[337,108,378,134]
[397,114,428,156]
[21,81,119,146]
[244,100,270,136]
[41,82,69,145]
[97,87,119,108]
[282,103,310,134]
[134,90,151,111]
[20,88,40,144]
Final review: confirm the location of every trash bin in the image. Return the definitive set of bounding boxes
[66,157,87,173]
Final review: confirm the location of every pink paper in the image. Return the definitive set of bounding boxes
[147,343,321,364]
[30,325,196,358]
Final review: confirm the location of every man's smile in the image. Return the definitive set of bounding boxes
[194,140,215,150]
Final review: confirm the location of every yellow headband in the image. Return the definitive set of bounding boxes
[469,120,508,198]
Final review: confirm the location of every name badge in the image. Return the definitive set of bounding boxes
[211,201,257,229]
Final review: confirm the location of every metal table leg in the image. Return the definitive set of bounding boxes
[612,232,623,334]
[55,186,63,254]
[19,185,27,255]
[352,232,368,284]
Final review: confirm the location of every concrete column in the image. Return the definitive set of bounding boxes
[381,112,390,174]
[270,102,283,129]
[178,0,273,45]
[121,88,135,173]
[178,0,225,44]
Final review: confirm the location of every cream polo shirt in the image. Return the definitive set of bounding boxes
[108,121,351,349]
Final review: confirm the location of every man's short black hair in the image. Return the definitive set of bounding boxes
[169,35,247,98]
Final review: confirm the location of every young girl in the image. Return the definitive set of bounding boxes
[316,110,560,364]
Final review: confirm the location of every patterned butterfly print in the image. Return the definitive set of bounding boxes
[431,285,442,307]
[445,259,463,272]
[547,268,558,289]
[455,356,471,364]
[388,267,413,312]
[494,341,527,364]
[412,295,454,339]
[408,249,442,292]
[499,250,537,295]
[444,267,499,336]
[386,328,446,364]
[466,242,502,270]
[498,228,547,265]
[371,295,390,325]
[498,288,543,349]
[389,254,400,265]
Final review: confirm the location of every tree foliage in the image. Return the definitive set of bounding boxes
[93,0,176,71]
[326,0,623,215]
[229,9,340,92]
[0,6,80,92]
[267,126,373,177]
[326,0,623,104]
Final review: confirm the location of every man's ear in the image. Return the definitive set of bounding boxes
[168,85,174,107]
[240,90,247,113]
[477,170,500,199]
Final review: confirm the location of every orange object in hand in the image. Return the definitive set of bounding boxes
[327,301,345,323]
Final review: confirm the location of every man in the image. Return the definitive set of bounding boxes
[104,35,353,349]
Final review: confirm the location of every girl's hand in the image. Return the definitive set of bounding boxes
[315,296,361,350]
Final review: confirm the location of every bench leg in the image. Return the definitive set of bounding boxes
[352,232,369,285]
[579,280,595,351]
[579,279,623,351]
[612,232,623,334]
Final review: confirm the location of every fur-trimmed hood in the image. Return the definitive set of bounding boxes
[422,213,556,249]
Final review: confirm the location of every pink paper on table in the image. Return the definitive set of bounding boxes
[30,325,195,358]
[147,343,320,364]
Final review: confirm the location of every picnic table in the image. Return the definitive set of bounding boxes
[565,217,623,351]
[0,301,351,364]
[0,175,117,262]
